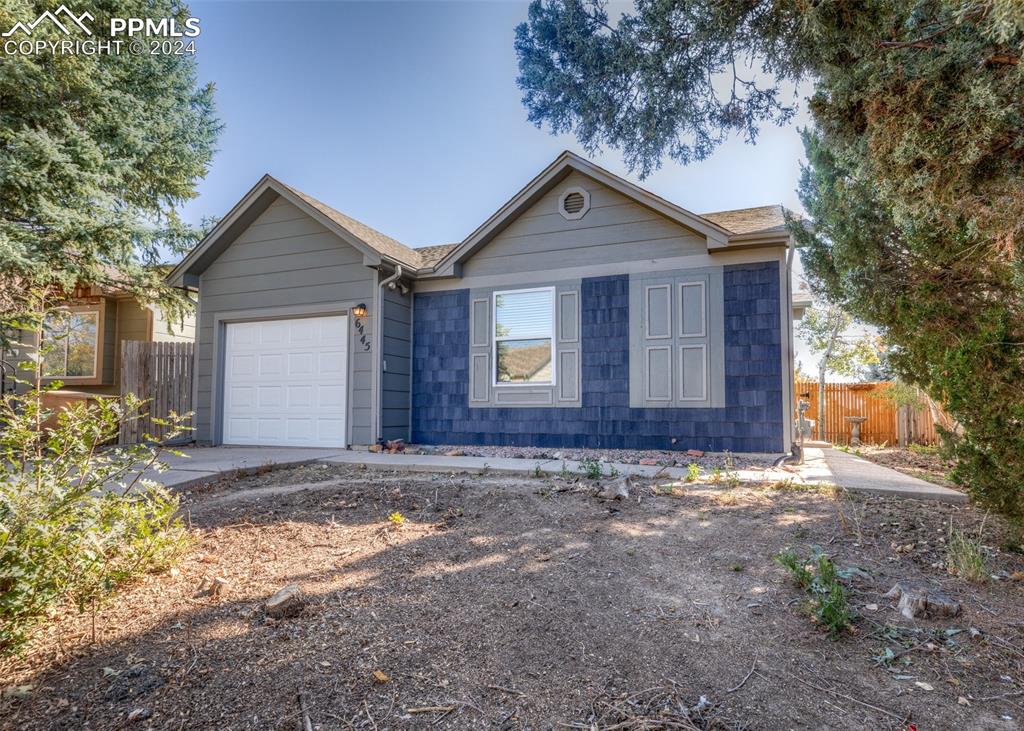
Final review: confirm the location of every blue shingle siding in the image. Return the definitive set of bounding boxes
[411,262,784,452]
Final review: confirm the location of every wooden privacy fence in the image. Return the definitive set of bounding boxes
[119,341,194,445]
[794,380,945,446]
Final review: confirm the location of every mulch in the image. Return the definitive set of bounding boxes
[2,463,1023,730]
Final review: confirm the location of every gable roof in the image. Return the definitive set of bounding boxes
[166,175,423,286]
[429,151,736,277]
[275,181,424,268]
[167,155,794,287]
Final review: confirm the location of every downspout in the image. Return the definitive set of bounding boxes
[374,264,404,444]
[785,236,797,451]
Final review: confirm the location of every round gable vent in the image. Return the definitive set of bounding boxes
[558,186,590,221]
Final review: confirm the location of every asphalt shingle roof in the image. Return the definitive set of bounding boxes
[700,205,789,235]
[275,181,789,272]
[277,181,426,268]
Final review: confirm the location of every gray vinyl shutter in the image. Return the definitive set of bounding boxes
[469,297,490,403]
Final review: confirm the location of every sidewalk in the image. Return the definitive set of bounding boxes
[811,446,967,503]
[135,444,968,504]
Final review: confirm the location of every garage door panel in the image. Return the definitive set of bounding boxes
[257,419,284,440]
[318,351,346,375]
[222,315,348,447]
[226,417,255,441]
[259,354,285,376]
[289,320,318,345]
[319,384,345,408]
[257,385,283,408]
[287,385,313,408]
[288,352,314,375]
[228,386,255,408]
[317,319,346,345]
[230,354,257,376]
[230,323,258,347]
[317,419,345,442]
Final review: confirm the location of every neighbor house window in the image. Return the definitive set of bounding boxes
[493,287,555,385]
[42,310,99,378]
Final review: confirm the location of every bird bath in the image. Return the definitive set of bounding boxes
[844,416,869,447]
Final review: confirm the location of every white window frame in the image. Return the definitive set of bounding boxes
[492,286,556,387]
[42,308,100,379]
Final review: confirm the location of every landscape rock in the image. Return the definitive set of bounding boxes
[884,582,962,619]
[598,476,632,501]
[265,584,305,618]
[368,444,383,453]
[686,449,704,457]
[445,449,465,457]
[639,458,659,466]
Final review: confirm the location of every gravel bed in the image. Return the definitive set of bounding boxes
[406,443,775,469]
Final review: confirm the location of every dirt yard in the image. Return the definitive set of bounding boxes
[2,464,1023,730]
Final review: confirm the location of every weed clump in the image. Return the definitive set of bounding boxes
[775,548,851,638]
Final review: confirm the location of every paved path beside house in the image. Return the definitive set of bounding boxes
[131,444,967,504]
[806,447,968,503]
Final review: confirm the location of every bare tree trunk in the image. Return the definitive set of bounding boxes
[816,320,842,442]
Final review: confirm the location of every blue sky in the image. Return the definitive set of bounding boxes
[183,1,812,246]
[183,1,843,375]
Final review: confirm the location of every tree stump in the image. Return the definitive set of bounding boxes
[884,582,961,619]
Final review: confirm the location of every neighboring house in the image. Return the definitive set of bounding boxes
[167,152,799,453]
[3,283,195,397]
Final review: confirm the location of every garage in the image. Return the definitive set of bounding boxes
[221,315,348,447]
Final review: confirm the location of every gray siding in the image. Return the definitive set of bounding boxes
[380,278,412,441]
[462,171,707,278]
[194,197,376,444]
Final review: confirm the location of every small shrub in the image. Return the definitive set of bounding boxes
[579,457,603,480]
[946,524,987,582]
[0,386,191,656]
[709,467,722,484]
[775,548,851,638]
[532,463,544,478]
[685,463,701,482]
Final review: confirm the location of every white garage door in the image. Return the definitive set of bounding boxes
[222,315,348,447]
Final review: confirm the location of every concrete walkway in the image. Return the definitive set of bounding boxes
[134,446,347,490]
[136,444,968,504]
[805,447,967,503]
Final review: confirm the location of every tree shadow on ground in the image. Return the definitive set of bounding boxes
[2,466,1022,731]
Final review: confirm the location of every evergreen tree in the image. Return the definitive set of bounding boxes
[0,0,219,327]
[516,0,1024,519]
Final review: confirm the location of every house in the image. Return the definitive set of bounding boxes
[167,152,798,454]
[2,281,195,399]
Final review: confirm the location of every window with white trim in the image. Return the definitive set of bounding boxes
[493,287,555,385]
[42,310,99,378]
